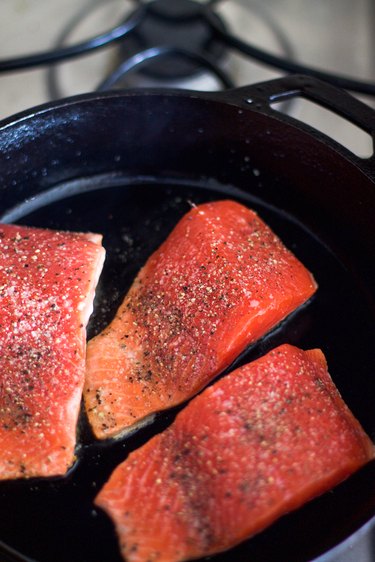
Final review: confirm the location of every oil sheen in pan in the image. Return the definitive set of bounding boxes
[0,178,374,562]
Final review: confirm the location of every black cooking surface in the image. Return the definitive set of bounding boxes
[0,179,374,562]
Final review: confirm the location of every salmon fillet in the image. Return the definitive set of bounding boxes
[84,200,317,439]
[0,223,105,479]
[96,344,375,562]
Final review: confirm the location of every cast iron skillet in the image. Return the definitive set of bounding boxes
[0,75,374,562]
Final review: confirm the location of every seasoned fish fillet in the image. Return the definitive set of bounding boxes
[0,223,105,479]
[84,200,317,439]
[96,344,374,562]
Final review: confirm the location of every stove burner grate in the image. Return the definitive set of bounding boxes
[0,0,374,98]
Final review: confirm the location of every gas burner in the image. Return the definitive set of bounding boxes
[118,0,228,81]
[1,0,375,98]
[44,0,296,97]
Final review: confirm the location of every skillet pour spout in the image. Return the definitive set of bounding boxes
[0,75,374,562]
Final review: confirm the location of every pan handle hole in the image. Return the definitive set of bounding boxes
[271,97,373,159]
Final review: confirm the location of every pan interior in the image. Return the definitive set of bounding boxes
[0,177,374,562]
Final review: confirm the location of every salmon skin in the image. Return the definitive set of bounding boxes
[84,200,317,439]
[0,223,105,479]
[96,344,375,562]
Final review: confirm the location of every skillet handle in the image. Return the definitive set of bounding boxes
[228,74,375,169]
